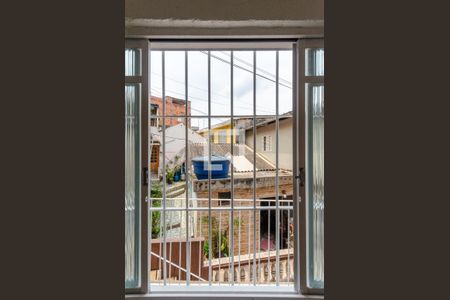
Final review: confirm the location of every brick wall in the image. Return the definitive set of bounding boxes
[150,96,191,127]
[193,176,293,257]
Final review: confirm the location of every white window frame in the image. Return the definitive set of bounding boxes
[125,38,324,300]
[125,38,149,295]
[298,39,324,296]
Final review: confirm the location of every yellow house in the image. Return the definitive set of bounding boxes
[198,118,254,144]
[198,120,233,143]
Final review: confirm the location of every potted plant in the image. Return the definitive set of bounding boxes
[166,168,174,184]
[150,183,162,239]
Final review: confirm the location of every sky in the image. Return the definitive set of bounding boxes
[150,50,293,129]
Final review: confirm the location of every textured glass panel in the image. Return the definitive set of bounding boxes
[305,48,324,76]
[307,84,324,288]
[125,84,141,288]
[125,49,141,76]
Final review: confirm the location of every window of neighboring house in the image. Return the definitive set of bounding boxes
[218,191,231,206]
[236,127,245,144]
[125,39,324,297]
[150,104,159,127]
[262,135,272,152]
[218,130,227,143]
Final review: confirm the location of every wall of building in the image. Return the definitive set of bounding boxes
[245,118,293,170]
[150,96,190,127]
[125,0,323,37]
[193,175,293,256]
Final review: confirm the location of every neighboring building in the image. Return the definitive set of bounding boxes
[197,118,253,144]
[149,123,206,177]
[150,113,294,262]
[245,113,293,171]
[150,95,191,127]
[149,126,161,175]
[190,142,293,257]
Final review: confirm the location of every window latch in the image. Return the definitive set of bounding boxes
[295,167,305,187]
[143,167,148,186]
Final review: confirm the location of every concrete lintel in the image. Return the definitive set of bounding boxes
[125,26,324,39]
[126,0,324,22]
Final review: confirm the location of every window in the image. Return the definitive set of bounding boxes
[218,192,231,206]
[125,39,324,297]
[125,39,148,294]
[299,39,324,294]
[262,135,272,152]
[150,104,159,126]
[218,130,227,143]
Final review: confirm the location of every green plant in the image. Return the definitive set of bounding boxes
[202,216,230,259]
[233,217,243,228]
[166,167,174,184]
[150,183,162,238]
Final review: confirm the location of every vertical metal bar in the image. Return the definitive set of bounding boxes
[198,211,202,283]
[287,209,291,283]
[268,201,271,280]
[169,208,173,281]
[218,211,222,285]
[230,51,235,286]
[238,209,241,284]
[185,50,191,286]
[248,210,251,282]
[147,46,153,289]
[258,223,261,282]
[275,50,280,285]
[252,50,257,285]
[178,210,182,284]
[207,51,212,285]
[162,50,167,286]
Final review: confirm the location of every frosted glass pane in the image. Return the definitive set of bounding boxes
[125,84,140,288]
[307,84,324,288]
[125,49,141,76]
[305,49,324,76]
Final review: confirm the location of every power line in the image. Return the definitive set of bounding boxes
[219,51,292,86]
[201,51,292,90]
[151,87,276,115]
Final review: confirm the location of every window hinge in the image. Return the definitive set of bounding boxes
[143,167,148,186]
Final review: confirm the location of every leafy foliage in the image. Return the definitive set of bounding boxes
[150,183,162,238]
[202,216,235,259]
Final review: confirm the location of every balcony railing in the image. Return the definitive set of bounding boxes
[150,245,294,284]
[207,248,294,283]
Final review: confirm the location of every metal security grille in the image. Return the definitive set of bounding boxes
[148,43,296,291]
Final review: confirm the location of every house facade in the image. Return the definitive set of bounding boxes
[245,114,293,171]
[150,95,191,127]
